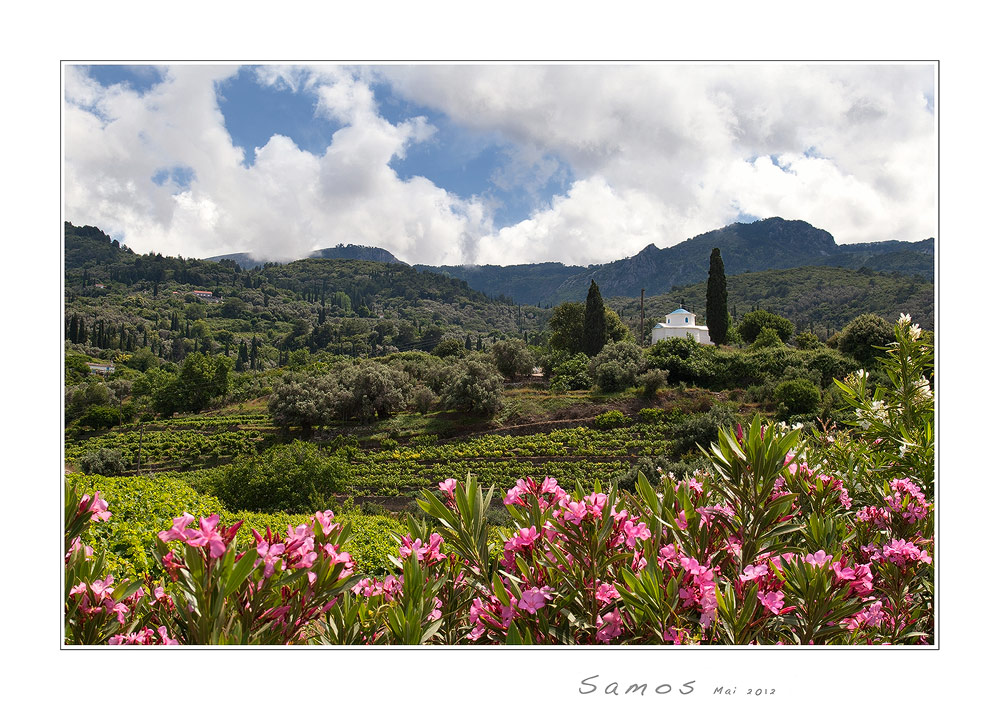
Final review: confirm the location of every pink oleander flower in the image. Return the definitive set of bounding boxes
[657,543,678,568]
[832,561,856,582]
[89,574,115,602]
[740,563,769,582]
[438,478,457,501]
[323,543,355,576]
[428,597,443,622]
[595,581,620,605]
[805,550,832,567]
[157,626,179,645]
[843,600,885,630]
[758,590,785,615]
[584,492,607,517]
[79,492,111,521]
[540,477,567,504]
[66,536,94,561]
[623,520,651,549]
[881,539,932,567]
[517,586,553,614]
[253,529,286,578]
[675,509,688,530]
[313,510,339,536]
[158,513,195,543]
[512,526,540,549]
[399,535,429,561]
[504,483,527,506]
[562,500,588,525]
[596,608,623,643]
[184,514,227,558]
[663,627,687,645]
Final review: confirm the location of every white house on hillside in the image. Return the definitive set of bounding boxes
[651,308,714,345]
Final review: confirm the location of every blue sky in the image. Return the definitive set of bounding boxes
[63,64,936,265]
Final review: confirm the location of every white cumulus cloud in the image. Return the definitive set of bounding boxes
[63,63,936,266]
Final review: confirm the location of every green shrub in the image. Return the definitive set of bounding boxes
[443,358,505,417]
[210,441,347,513]
[591,341,645,392]
[774,378,822,417]
[550,352,593,391]
[669,404,738,457]
[637,407,665,423]
[79,448,127,476]
[751,327,784,349]
[838,313,895,368]
[738,310,795,344]
[637,368,668,399]
[594,410,627,429]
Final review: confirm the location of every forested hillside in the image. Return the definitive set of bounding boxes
[64,222,546,367]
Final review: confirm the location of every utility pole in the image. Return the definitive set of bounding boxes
[135,421,144,476]
[639,288,645,346]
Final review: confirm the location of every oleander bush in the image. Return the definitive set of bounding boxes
[65,315,933,646]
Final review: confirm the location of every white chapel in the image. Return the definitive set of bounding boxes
[650,308,714,345]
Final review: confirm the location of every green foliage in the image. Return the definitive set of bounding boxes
[838,313,895,368]
[78,448,127,476]
[706,247,728,344]
[210,441,347,513]
[670,404,738,457]
[594,410,627,430]
[738,309,795,344]
[548,301,585,353]
[550,352,593,391]
[591,340,645,392]
[637,407,666,423]
[582,280,608,356]
[443,358,505,417]
[412,386,436,414]
[795,331,821,350]
[268,371,349,436]
[629,265,933,335]
[774,378,822,417]
[490,338,535,379]
[151,353,231,415]
[751,327,785,349]
[431,338,465,359]
[637,368,668,399]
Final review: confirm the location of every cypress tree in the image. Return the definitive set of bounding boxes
[236,341,248,372]
[582,279,607,356]
[706,247,728,345]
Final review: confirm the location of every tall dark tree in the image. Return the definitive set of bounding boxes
[582,279,608,356]
[706,247,728,345]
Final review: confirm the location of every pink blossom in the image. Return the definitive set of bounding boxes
[595,582,620,605]
[596,608,623,643]
[584,492,608,517]
[740,563,769,582]
[512,526,540,549]
[323,544,355,576]
[79,492,111,521]
[313,510,339,536]
[184,514,227,558]
[158,513,195,543]
[758,590,785,615]
[517,586,553,614]
[657,544,678,568]
[804,551,832,567]
[623,520,651,549]
[562,500,588,525]
[438,478,457,500]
